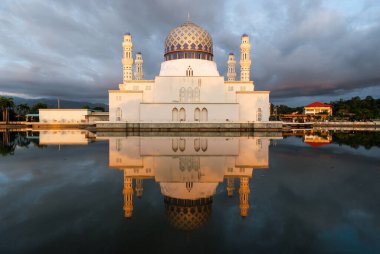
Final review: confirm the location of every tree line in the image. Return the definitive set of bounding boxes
[0,96,48,122]
[0,96,106,122]
[272,96,380,121]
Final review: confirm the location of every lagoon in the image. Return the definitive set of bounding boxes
[0,131,379,253]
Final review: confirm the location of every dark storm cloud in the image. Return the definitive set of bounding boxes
[0,0,379,103]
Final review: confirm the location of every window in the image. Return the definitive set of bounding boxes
[186,66,193,76]
[172,108,178,121]
[194,138,200,152]
[194,87,200,102]
[201,108,208,122]
[179,108,186,121]
[240,86,246,91]
[172,139,178,152]
[228,86,233,91]
[179,138,186,152]
[116,107,122,121]
[116,139,121,151]
[179,87,186,102]
[257,108,262,121]
[133,86,138,90]
[116,95,121,101]
[194,108,200,121]
[145,85,151,90]
[201,139,208,151]
[187,87,193,102]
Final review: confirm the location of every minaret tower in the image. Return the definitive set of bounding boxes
[123,171,133,218]
[239,176,250,217]
[227,53,236,81]
[239,34,251,81]
[226,177,235,197]
[122,32,133,83]
[134,52,144,80]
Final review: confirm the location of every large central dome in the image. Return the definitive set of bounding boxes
[164,21,213,61]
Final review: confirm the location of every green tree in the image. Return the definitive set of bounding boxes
[31,102,48,113]
[92,106,105,112]
[16,103,30,116]
[0,96,15,123]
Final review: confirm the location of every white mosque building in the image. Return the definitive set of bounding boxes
[106,20,271,125]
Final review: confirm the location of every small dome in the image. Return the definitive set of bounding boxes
[164,196,212,231]
[242,33,248,37]
[124,32,131,35]
[229,52,234,55]
[164,21,213,61]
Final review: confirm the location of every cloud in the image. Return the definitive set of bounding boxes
[0,0,379,104]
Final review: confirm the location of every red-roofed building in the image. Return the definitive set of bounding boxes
[304,102,332,116]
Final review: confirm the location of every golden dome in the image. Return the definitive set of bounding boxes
[164,21,213,61]
[164,196,212,231]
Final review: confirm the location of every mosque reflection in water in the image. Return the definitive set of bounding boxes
[105,135,278,230]
[32,130,285,231]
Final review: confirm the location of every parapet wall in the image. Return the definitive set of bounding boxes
[96,122,283,132]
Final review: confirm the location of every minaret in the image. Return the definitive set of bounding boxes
[239,34,251,81]
[239,176,250,217]
[135,178,143,198]
[123,171,133,218]
[226,177,235,197]
[134,52,144,80]
[122,32,133,83]
[227,53,236,81]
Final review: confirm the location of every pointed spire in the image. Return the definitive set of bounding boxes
[187,12,191,22]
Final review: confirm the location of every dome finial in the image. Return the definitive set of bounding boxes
[187,12,191,22]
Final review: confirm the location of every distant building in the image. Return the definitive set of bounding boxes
[304,102,332,116]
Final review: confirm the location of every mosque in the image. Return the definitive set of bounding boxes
[106,20,271,125]
[105,135,280,230]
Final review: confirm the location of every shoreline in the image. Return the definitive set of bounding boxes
[1,121,379,131]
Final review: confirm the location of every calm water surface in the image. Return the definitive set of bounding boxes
[0,131,379,253]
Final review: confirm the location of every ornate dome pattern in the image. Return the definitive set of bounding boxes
[164,21,213,61]
[164,196,212,231]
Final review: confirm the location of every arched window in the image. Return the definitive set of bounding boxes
[201,108,208,122]
[172,108,178,121]
[179,87,186,102]
[172,139,178,152]
[194,138,200,152]
[257,108,262,122]
[186,66,193,77]
[194,87,200,102]
[194,108,200,121]
[201,139,208,152]
[116,107,122,121]
[179,108,186,121]
[179,138,186,152]
[187,87,193,102]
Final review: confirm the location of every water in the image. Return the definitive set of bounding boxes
[0,130,379,253]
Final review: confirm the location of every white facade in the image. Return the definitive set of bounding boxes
[108,21,270,123]
[39,109,90,124]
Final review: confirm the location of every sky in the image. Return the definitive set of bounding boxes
[0,0,379,106]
